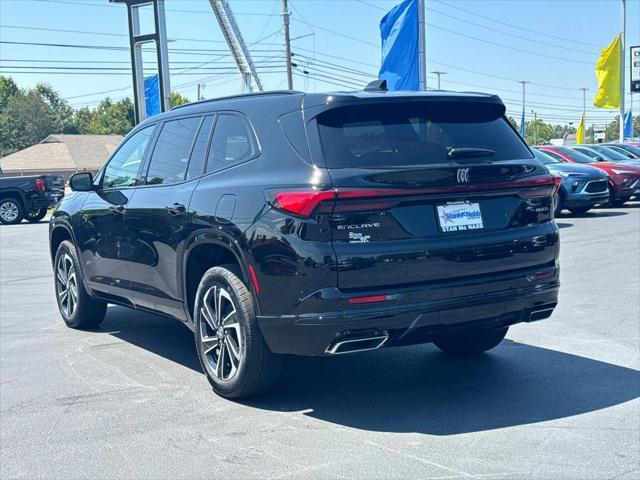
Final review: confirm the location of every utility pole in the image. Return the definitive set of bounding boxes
[518,80,529,138]
[580,87,588,142]
[531,109,537,145]
[418,0,426,90]
[620,0,626,142]
[432,71,447,90]
[197,84,205,101]
[282,0,293,90]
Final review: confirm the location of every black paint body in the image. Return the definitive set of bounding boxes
[50,90,559,356]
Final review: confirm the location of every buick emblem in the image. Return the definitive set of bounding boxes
[456,168,470,184]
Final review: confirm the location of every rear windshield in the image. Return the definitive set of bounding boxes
[315,102,532,168]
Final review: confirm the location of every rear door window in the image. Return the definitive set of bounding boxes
[206,114,257,174]
[146,116,201,185]
[315,102,532,168]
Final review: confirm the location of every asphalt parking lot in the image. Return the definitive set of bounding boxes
[1,204,639,480]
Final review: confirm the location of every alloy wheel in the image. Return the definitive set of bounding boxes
[199,285,242,381]
[0,201,19,223]
[56,253,78,318]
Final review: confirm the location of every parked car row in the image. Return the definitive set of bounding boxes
[0,167,65,225]
[534,144,640,213]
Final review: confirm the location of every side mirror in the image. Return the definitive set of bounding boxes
[69,172,95,192]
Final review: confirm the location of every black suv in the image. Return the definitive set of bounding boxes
[50,87,560,398]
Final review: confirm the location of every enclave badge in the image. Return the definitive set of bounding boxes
[457,168,470,183]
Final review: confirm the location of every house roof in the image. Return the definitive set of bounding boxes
[0,134,122,173]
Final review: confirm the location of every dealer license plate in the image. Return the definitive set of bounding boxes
[436,201,484,232]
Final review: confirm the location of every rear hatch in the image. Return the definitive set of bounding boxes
[309,98,558,290]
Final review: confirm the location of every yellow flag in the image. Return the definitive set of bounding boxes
[576,114,585,144]
[593,34,621,109]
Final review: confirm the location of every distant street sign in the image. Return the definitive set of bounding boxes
[632,45,640,93]
[593,124,607,132]
[594,132,606,141]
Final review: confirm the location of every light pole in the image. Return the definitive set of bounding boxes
[531,109,537,145]
[619,0,626,142]
[518,80,530,138]
[431,71,447,90]
[282,0,293,90]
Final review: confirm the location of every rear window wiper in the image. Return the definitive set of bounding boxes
[448,148,496,160]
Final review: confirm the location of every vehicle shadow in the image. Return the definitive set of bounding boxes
[555,222,573,229]
[568,210,629,218]
[104,306,201,371]
[103,307,640,436]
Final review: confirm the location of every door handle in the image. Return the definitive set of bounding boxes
[165,203,186,215]
[110,204,125,215]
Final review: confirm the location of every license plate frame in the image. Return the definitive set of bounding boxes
[436,201,484,233]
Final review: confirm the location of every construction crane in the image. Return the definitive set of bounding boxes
[208,0,263,92]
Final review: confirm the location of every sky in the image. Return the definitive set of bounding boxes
[1,0,639,127]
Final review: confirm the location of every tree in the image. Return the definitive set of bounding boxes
[33,83,76,133]
[170,91,190,108]
[73,97,135,135]
[524,119,553,145]
[1,91,58,156]
[605,117,619,142]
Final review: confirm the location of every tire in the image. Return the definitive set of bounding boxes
[608,186,628,207]
[0,197,24,225]
[54,240,107,329]
[25,208,47,223]
[434,327,508,355]
[194,265,281,399]
[568,206,591,215]
[610,197,629,207]
[553,193,564,217]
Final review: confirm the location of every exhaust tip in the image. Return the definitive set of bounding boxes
[326,331,389,355]
[528,307,555,322]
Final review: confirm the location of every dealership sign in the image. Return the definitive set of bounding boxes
[632,45,640,93]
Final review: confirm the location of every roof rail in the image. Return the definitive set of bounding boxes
[171,90,304,110]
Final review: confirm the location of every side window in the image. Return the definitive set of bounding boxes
[543,150,564,161]
[206,114,257,174]
[103,126,154,189]
[146,116,201,185]
[574,147,596,158]
[186,116,213,180]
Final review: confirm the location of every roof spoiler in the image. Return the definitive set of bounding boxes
[364,80,388,92]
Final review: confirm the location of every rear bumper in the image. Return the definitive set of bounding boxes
[257,264,559,355]
[31,193,61,210]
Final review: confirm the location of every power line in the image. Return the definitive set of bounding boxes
[32,0,278,17]
[433,0,602,48]
[356,0,596,55]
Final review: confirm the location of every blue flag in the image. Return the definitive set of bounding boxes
[520,111,526,138]
[623,110,633,139]
[379,0,418,91]
[144,75,161,117]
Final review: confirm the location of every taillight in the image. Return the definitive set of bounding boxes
[552,175,562,196]
[266,176,558,218]
[265,189,336,217]
[35,178,46,192]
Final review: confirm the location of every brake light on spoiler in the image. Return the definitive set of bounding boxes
[266,175,557,218]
